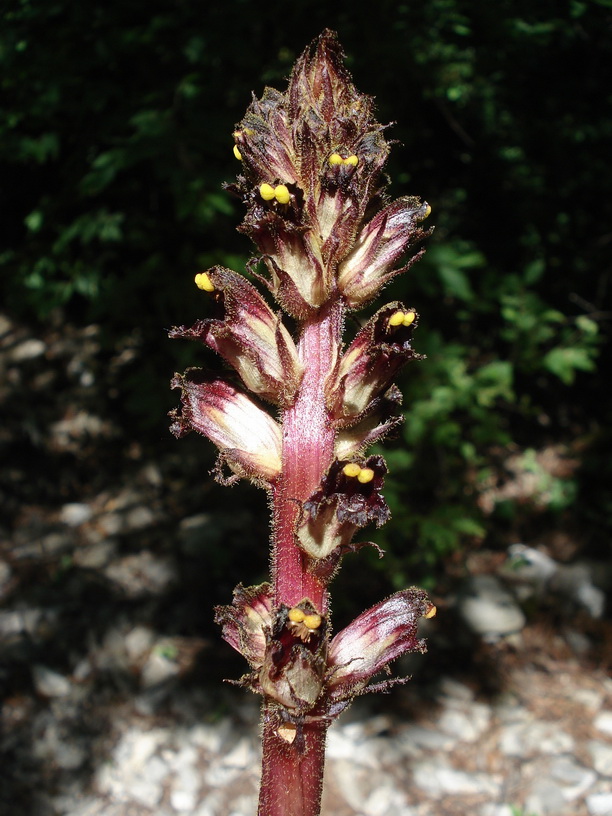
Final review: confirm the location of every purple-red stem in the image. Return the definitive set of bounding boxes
[258,299,344,816]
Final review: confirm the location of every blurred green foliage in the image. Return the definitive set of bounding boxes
[2,0,610,582]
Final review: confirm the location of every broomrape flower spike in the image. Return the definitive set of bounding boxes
[170,29,434,816]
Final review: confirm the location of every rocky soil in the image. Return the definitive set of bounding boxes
[1,310,611,816]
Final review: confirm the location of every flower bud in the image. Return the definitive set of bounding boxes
[169,371,282,483]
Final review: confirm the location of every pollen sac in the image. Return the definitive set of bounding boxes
[326,301,423,427]
[295,455,390,563]
[169,266,303,407]
[326,588,431,701]
[169,371,283,484]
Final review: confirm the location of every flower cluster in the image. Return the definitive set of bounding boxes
[170,30,434,738]
[215,583,434,734]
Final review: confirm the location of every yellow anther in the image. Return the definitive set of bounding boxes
[343,462,362,478]
[388,310,406,328]
[424,604,437,619]
[233,144,242,160]
[303,613,322,630]
[357,467,375,484]
[329,152,344,165]
[288,607,306,623]
[274,184,290,204]
[243,128,255,136]
[422,203,432,219]
[259,183,276,201]
[195,272,215,292]
[344,154,359,166]
[402,311,416,327]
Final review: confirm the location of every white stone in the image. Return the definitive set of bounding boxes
[193,791,223,816]
[589,741,612,777]
[398,724,457,754]
[412,759,500,796]
[437,677,475,701]
[550,756,597,800]
[60,502,93,526]
[525,778,567,816]
[223,736,254,769]
[594,711,612,737]
[141,648,180,688]
[129,777,163,809]
[144,754,170,786]
[190,720,232,753]
[456,574,526,638]
[362,784,414,816]
[114,728,167,769]
[573,687,605,711]
[437,700,491,742]
[170,789,198,812]
[479,806,515,816]
[32,664,72,698]
[124,625,155,662]
[331,760,379,811]
[499,721,574,757]
[73,539,117,568]
[587,791,612,815]
[9,338,46,361]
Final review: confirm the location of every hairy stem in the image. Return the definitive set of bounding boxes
[259,299,343,816]
[258,707,328,816]
[272,299,343,612]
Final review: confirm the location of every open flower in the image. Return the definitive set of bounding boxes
[169,370,282,483]
[216,588,328,713]
[295,455,390,562]
[327,301,423,425]
[214,583,273,670]
[327,588,434,701]
[169,266,302,406]
[338,197,431,309]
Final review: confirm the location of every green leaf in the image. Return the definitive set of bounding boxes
[543,347,596,384]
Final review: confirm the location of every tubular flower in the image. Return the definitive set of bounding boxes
[334,384,404,459]
[169,266,303,406]
[214,583,274,670]
[216,589,328,713]
[338,197,432,309]
[169,370,282,483]
[327,301,423,425]
[295,455,390,562]
[327,588,433,701]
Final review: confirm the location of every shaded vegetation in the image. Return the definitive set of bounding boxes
[2,0,611,588]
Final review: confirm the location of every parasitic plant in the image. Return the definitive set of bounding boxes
[169,30,436,816]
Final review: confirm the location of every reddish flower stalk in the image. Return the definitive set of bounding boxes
[170,30,435,816]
